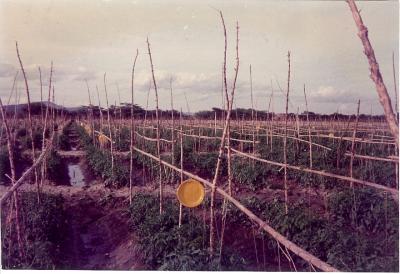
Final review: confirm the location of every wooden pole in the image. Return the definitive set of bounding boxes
[210,14,240,256]
[283,51,291,214]
[347,0,398,145]
[350,100,361,187]
[170,77,175,166]
[0,97,25,259]
[179,108,184,227]
[147,37,163,214]
[16,42,39,202]
[103,73,114,176]
[96,85,104,134]
[130,49,139,205]
[392,51,398,120]
[40,62,53,189]
[303,84,313,169]
[250,64,255,155]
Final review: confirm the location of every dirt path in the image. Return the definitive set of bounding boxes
[41,182,146,270]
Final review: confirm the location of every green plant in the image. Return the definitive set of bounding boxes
[129,193,246,270]
[46,150,67,183]
[232,160,268,190]
[0,146,11,184]
[1,192,68,269]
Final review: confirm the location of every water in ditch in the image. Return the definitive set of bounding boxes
[68,163,86,187]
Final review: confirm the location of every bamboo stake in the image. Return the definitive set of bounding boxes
[350,100,361,187]
[103,73,114,176]
[266,81,273,147]
[210,13,239,256]
[392,52,399,189]
[0,130,56,205]
[144,80,151,126]
[250,65,255,155]
[116,84,122,147]
[230,146,398,199]
[0,97,25,260]
[347,0,398,145]
[170,77,175,166]
[270,81,275,152]
[39,67,43,124]
[393,51,398,120]
[130,49,139,205]
[303,84,313,169]
[179,109,183,227]
[283,51,291,214]
[16,42,39,202]
[40,62,53,188]
[146,37,163,214]
[95,85,104,133]
[85,80,95,144]
[51,86,56,133]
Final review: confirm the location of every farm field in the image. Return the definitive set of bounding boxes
[0,0,399,272]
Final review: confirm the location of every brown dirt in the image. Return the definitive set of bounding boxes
[1,180,147,270]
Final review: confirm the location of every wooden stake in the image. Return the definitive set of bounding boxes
[350,99,361,187]
[347,0,398,145]
[303,84,313,169]
[16,42,39,202]
[283,51,291,214]
[210,13,239,256]
[103,73,114,176]
[130,49,139,205]
[147,37,163,214]
[0,97,25,260]
[179,108,184,227]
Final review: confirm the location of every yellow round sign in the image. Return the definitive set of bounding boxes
[177,179,205,208]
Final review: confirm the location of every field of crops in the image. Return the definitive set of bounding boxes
[0,0,399,272]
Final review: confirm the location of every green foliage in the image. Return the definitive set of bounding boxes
[0,146,11,183]
[85,145,129,187]
[0,145,23,184]
[328,188,398,235]
[129,193,246,271]
[225,194,398,272]
[1,192,68,269]
[193,152,226,179]
[16,128,27,138]
[46,149,66,183]
[75,122,129,188]
[19,130,43,151]
[57,133,70,151]
[232,160,268,190]
[256,136,396,189]
[115,126,130,151]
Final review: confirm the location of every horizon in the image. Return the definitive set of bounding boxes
[2,100,391,117]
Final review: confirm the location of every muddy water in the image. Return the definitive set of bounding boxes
[68,164,86,187]
[71,143,78,151]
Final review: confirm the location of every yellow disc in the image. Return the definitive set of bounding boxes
[84,124,92,135]
[177,179,205,208]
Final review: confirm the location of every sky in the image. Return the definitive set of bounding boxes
[0,0,398,114]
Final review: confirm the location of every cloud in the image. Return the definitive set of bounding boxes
[133,70,222,94]
[6,64,97,84]
[309,86,358,103]
[72,68,98,82]
[0,63,17,78]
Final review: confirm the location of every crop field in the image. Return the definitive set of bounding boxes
[0,0,399,272]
